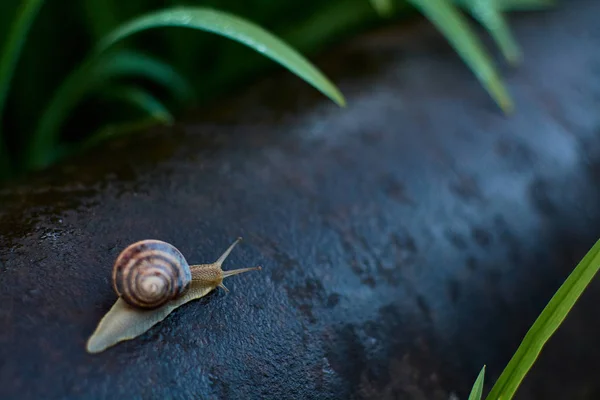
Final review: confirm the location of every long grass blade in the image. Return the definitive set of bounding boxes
[456,0,521,64]
[468,365,486,400]
[495,0,556,11]
[100,85,174,124]
[0,134,10,180]
[49,116,162,164]
[485,238,600,399]
[27,50,192,168]
[82,0,120,39]
[0,0,45,177]
[94,6,346,107]
[370,0,395,17]
[202,0,381,106]
[407,0,513,113]
[83,117,162,151]
[0,0,44,121]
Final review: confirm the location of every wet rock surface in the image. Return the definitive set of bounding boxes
[2,1,600,398]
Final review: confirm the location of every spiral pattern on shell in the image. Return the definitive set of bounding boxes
[112,240,192,309]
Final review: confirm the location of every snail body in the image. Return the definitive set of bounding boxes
[86,237,261,354]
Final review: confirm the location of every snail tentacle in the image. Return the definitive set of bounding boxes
[214,236,242,266]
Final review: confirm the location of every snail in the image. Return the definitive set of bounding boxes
[86,237,261,354]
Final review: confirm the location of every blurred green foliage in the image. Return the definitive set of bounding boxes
[24,7,347,170]
[0,0,553,183]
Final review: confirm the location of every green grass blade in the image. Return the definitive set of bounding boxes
[100,85,174,124]
[370,0,395,17]
[459,1,521,64]
[94,6,346,107]
[27,50,192,169]
[452,0,555,13]
[469,365,486,400]
[89,50,195,105]
[0,135,10,180]
[495,0,556,11]
[408,0,513,113]
[83,117,161,150]
[0,0,44,120]
[486,238,600,400]
[82,0,120,39]
[0,0,45,177]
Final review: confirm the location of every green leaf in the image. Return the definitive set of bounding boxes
[0,135,10,180]
[370,0,395,17]
[82,0,120,39]
[0,0,44,176]
[495,0,556,11]
[486,238,600,400]
[0,0,44,121]
[407,0,513,113]
[27,50,192,168]
[468,365,486,400]
[51,116,162,163]
[455,0,521,64]
[100,85,174,124]
[83,117,161,151]
[85,51,194,105]
[94,6,346,108]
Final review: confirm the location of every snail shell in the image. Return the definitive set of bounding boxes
[112,240,192,309]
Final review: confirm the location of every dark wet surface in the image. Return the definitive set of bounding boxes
[2,1,600,398]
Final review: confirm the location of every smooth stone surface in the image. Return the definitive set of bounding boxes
[2,1,600,399]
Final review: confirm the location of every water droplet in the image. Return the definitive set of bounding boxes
[321,357,335,375]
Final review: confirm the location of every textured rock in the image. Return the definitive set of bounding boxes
[2,1,600,399]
